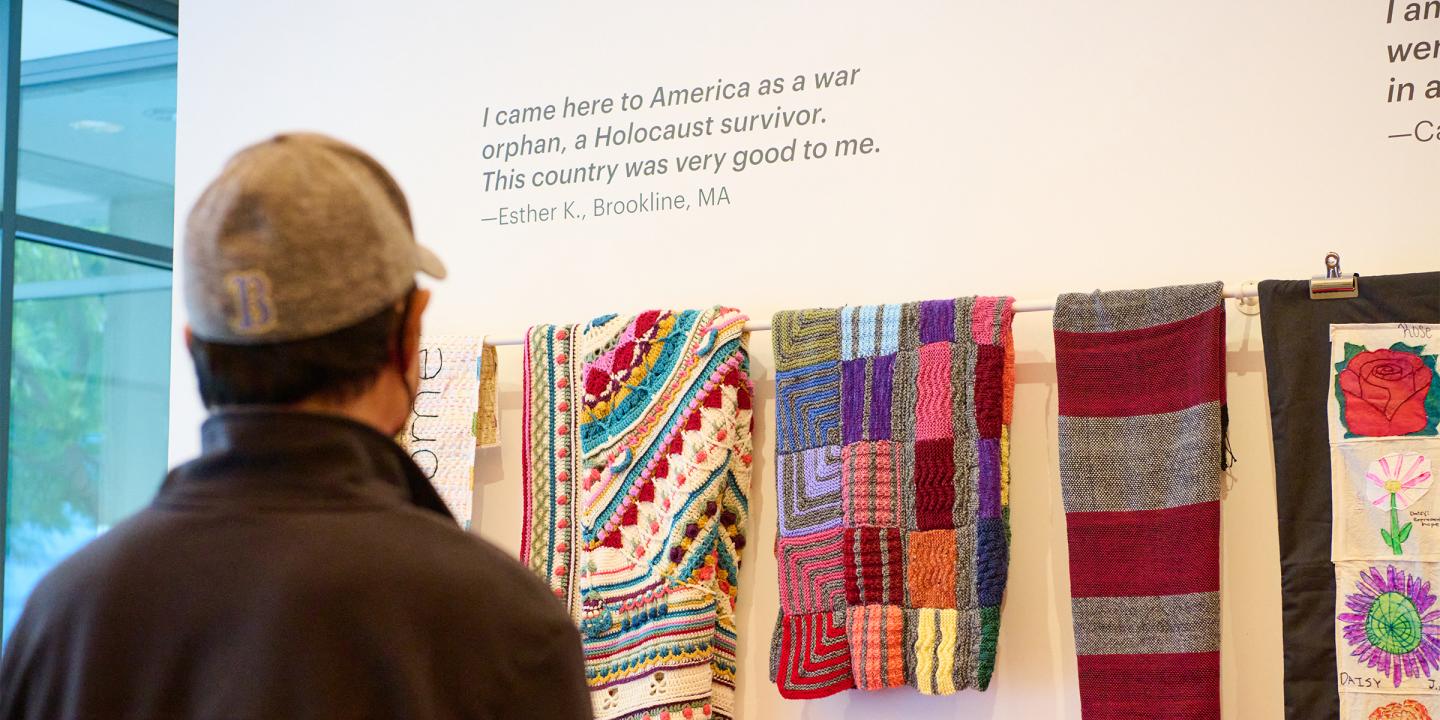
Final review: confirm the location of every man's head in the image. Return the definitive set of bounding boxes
[182,133,445,434]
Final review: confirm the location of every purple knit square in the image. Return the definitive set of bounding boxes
[918,299,955,345]
[868,354,895,441]
[978,437,1000,519]
[778,447,844,538]
[842,358,867,446]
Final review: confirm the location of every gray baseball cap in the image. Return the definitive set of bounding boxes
[183,132,446,344]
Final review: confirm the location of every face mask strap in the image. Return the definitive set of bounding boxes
[393,286,420,431]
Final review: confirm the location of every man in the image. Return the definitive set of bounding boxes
[0,133,592,720]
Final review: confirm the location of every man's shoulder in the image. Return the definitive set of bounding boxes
[386,505,562,607]
[2,505,590,720]
[299,504,581,651]
[25,508,169,596]
[27,502,563,629]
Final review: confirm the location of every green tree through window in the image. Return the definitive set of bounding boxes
[2,0,176,641]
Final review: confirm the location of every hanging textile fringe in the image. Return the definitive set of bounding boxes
[476,344,499,447]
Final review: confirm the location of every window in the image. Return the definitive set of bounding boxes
[3,241,170,636]
[1,0,176,641]
[18,0,177,246]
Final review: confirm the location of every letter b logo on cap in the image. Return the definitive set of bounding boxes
[225,271,278,336]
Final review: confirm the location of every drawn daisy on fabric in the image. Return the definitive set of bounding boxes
[1367,453,1435,555]
[1339,565,1440,687]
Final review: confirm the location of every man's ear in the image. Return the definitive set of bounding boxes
[400,288,431,373]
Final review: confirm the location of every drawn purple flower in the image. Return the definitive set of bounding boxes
[1339,565,1440,687]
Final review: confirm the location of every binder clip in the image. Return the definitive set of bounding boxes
[1310,251,1359,300]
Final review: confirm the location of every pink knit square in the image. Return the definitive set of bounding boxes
[915,343,953,441]
[777,527,847,614]
[842,441,898,526]
[971,296,998,345]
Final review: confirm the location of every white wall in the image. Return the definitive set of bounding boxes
[171,2,1440,717]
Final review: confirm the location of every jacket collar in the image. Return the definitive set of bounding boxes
[157,408,455,521]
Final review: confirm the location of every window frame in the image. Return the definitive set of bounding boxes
[0,0,177,611]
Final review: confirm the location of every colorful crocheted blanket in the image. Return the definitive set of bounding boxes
[769,297,1015,698]
[1054,282,1226,720]
[522,308,753,720]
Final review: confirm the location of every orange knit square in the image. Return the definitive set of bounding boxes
[907,530,957,608]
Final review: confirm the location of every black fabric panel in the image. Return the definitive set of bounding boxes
[1260,272,1440,720]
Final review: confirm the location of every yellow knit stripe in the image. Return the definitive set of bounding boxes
[915,609,936,694]
[1000,426,1011,507]
[934,608,958,695]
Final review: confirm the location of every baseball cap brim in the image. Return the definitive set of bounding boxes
[416,243,447,280]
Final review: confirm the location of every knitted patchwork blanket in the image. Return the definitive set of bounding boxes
[769,297,1016,698]
[522,308,753,720]
[1053,282,1226,720]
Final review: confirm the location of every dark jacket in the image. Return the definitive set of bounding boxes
[0,410,592,720]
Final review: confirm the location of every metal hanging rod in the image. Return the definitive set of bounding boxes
[480,283,1262,347]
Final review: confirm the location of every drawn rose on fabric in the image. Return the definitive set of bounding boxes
[1336,342,1440,438]
[1368,453,1435,556]
[1339,565,1440,688]
[1371,699,1434,720]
